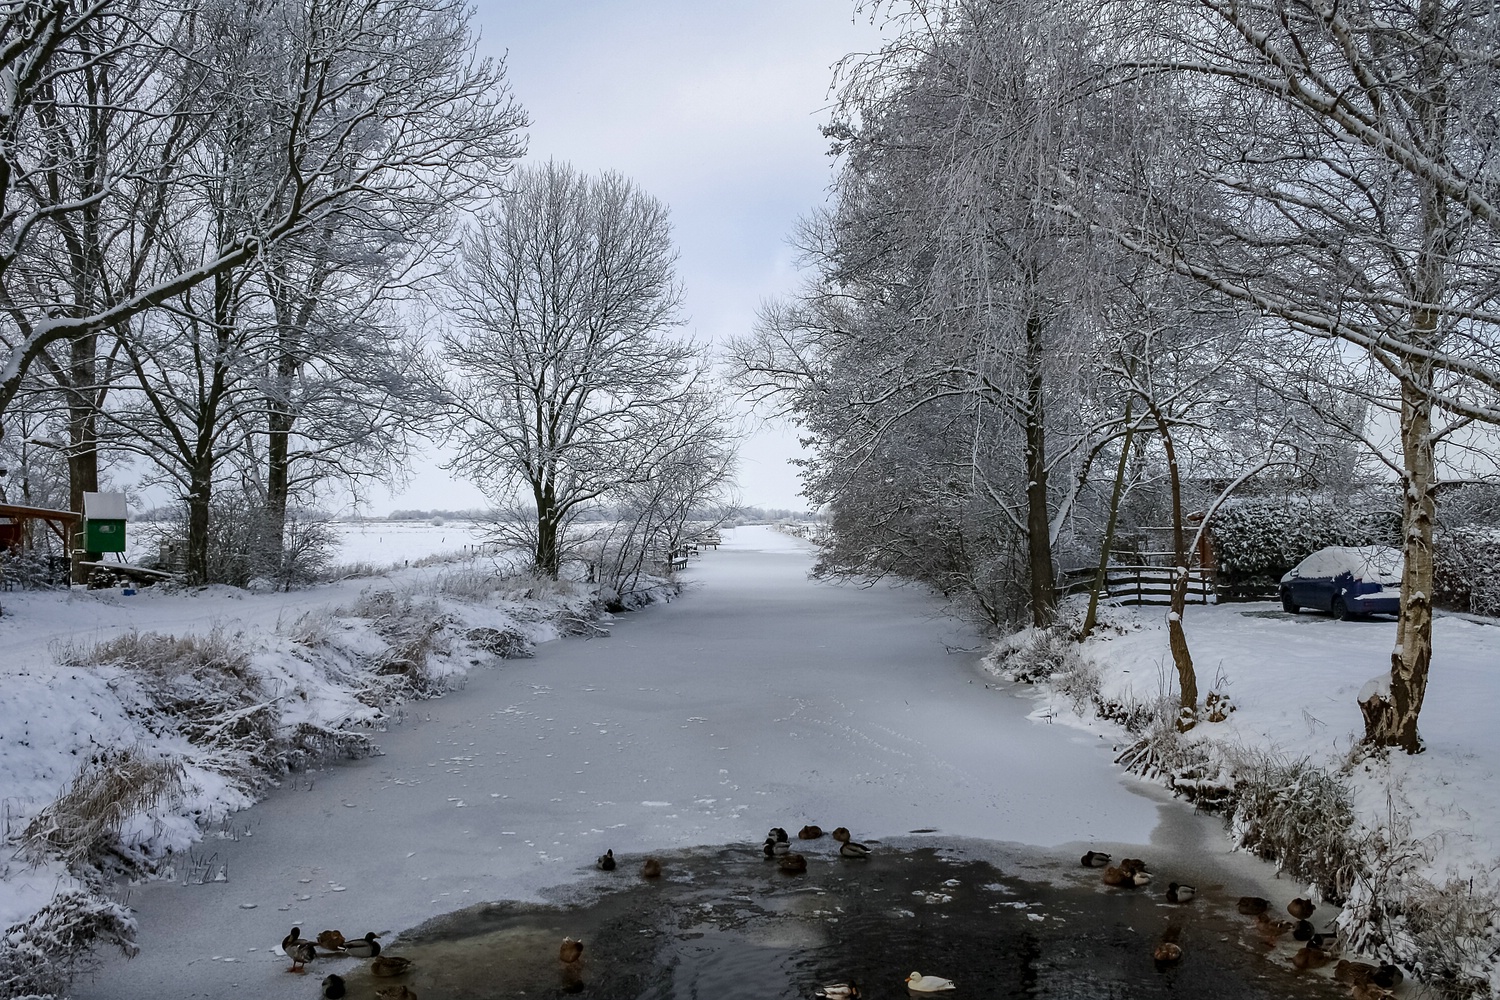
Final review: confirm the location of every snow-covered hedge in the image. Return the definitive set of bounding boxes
[1434,526,1500,618]
[1209,493,1400,597]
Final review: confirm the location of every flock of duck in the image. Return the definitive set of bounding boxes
[279,837,1404,998]
[1082,850,1405,997]
[278,927,415,999]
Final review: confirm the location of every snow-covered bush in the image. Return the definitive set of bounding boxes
[1225,749,1361,903]
[19,747,181,871]
[344,589,455,699]
[1434,525,1500,618]
[986,628,1081,685]
[1209,492,1400,597]
[0,888,137,999]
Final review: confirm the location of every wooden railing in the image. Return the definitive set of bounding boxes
[1060,565,1216,606]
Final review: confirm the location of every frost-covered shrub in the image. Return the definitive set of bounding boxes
[465,626,534,659]
[19,747,181,870]
[1434,525,1500,618]
[1341,858,1497,1000]
[0,888,137,998]
[345,590,454,697]
[986,628,1080,685]
[1210,492,1400,597]
[1225,749,1361,902]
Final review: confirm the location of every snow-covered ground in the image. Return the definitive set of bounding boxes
[3,526,1494,997]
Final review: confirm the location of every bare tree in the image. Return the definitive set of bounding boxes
[439,161,702,579]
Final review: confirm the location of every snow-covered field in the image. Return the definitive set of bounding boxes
[2,525,1496,997]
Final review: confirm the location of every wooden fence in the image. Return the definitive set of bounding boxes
[1060,565,1216,606]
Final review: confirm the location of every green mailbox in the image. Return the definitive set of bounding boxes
[82,491,127,553]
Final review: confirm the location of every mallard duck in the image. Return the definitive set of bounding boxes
[1335,959,1394,988]
[1166,882,1196,903]
[763,837,791,857]
[1237,895,1270,915]
[321,974,347,999]
[375,987,418,1000]
[287,939,316,973]
[799,825,824,839]
[371,955,414,977]
[768,826,789,843]
[815,982,860,998]
[1153,941,1183,965]
[642,857,663,878]
[839,840,871,859]
[1291,942,1331,971]
[1120,858,1148,875]
[1349,984,1396,1000]
[281,926,304,954]
[344,932,382,958]
[597,849,616,871]
[1253,913,1294,943]
[778,851,808,873]
[559,936,584,963]
[831,827,851,843]
[1080,850,1111,868]
[1291,919,1315,941]
[905,971,956,992]
[316,930,346,951]
[1287,897,1316,920]
[1102,865,1148,887]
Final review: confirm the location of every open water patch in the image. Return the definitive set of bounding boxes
[343,843,1353,999]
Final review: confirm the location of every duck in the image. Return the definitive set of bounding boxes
[905,971,956,992]
[371,955,414,977]
[559,936,584,964]
[1253,913,1294,944]
[287,939,317,974]
[315,930,346,951]
[1287,897,1317,920]
[778,852,808,873]
[1080,850,1112,868]
[839,840,871,859]
[1102,865,1148,887]
[321,974,347,999]
[831,827,851,843]
[281,926,304,955]
[375,987,418,1000]
[642,857,663,878]
[597,849,616,871]
[1335,959,1383,986]
[799,825,824,839]
[1153,941,1183,965]
[1166,882,1196,903]
[344,932,382,958]
[1349,985,1396,1000]
[768,826,789,843]
[763,836,791,857]
[1291,942,1332,971]
[1237,895,1270,915]
[1120,858,1148,875]
[815,982,861,998]
[1291,919,1315,941]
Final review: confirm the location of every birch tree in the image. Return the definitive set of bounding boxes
[440,161,699,579]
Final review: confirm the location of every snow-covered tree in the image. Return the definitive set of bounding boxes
[439,161,709,579]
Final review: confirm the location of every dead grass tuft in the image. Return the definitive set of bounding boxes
[19,746,182,870]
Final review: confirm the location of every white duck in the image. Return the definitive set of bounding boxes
[905,971,956,992]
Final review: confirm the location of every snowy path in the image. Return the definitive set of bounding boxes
[74,527,1270,999]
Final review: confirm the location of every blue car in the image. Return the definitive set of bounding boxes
[1279,545,1403,620]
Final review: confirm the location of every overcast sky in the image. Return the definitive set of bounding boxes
[370,2,887,515]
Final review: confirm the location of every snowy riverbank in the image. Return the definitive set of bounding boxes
[988,601,1500,996]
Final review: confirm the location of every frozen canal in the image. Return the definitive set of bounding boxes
[75,527,1323,999]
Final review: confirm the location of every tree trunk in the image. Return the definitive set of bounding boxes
[1158,415,1198,729]
[534,482,561,579]
[185,471,213,584]
[1023,310,1056,627]
[1082,401,1133,640]
[1363,374,1436,753]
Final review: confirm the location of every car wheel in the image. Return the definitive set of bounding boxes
[1280,589,1298,614]
[1331,594,1352,621]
